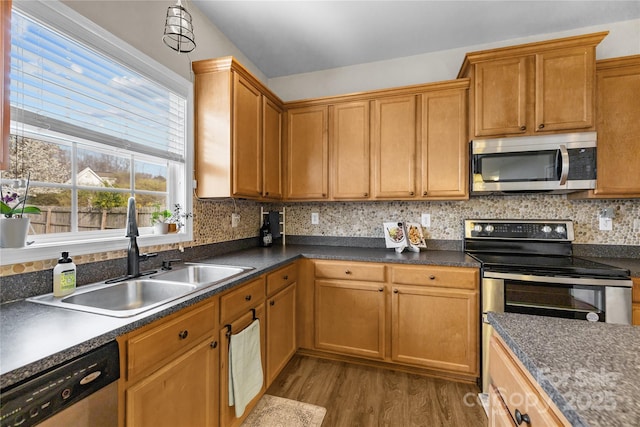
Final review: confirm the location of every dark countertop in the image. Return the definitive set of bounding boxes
[0,245,478,389]
[488,312,640,427]
[583,257,640,278]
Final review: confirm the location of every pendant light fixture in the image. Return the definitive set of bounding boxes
[162,0,196,53]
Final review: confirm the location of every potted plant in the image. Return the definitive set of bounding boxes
[167,203,192,233]
[1,175,41,248]
[150,204,172,234]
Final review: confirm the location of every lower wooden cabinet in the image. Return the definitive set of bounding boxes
[311,260,480,380]
[266,282,297,386]
[315,279,386,359]
[391,284,478,374]
[126,338,218,427]
[489,335,570,426]
[118,299,219,427]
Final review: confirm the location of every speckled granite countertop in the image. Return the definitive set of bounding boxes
[488,312,640,427]
[0,245,478,389]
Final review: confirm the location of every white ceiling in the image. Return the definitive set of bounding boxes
[192,1,640,78]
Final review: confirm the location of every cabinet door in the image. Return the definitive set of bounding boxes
[286,106,328,199]
[593,57,640,197]
[126,337,219,427]
[220,304,266,427]
[232,73,262,198]
[391,285,478,374]
[633,304,640,326]
[262,97,283,199]
[266,283,296,386]
[315,279,386,359]
[474,57,529,137]
[371,95,417,198]
[420,88,468,199]
[535,46,595,132]
[330,101,370,199]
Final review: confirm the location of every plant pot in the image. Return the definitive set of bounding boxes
[0,217,31,248]
[153,222,169,235]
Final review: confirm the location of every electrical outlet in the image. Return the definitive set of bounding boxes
[634,218,640,232]
[599,217,613,231]
[421,213,431,228]
[311,212,319,225]
[231,213,240,228]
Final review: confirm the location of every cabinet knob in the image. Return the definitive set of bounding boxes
[423,191,427,196]
[345,270,352,275]
[245,295,252,301]
[515,409,531,425]
[283,275,289,280]
[364,193,368,197]
[378,287,384,292]
[393,289,399,294]
[270,300,275,306]
[429,275,436,280]
[178,330,189,340]
[409,191,414,196]
[211,341,218,349]
[322,193,327,197]
[538,123,545,129]
[520,125,526,131]
[265,192,269,196]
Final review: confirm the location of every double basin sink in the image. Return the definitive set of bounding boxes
[28,264,254,317]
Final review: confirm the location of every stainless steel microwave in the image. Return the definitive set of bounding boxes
[470,132,597,195]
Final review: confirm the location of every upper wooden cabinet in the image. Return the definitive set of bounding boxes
[419,83,469,199]
[459,32,607,138]
[371,95,418,199]
[329,100,371,199]
[192,57,284,200]
[285,105,329,199]
[570,55,640,199]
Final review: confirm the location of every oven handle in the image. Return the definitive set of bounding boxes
[483,271,632,287]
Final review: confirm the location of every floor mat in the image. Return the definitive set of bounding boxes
[241,394,326,427]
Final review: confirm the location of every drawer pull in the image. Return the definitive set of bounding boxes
[283,275,289,280]
[393,289,399,294]
[211,341,218,349]
[538,123,545,129]
[515,409,531,425]
[520,125,526,131]
[245,295,252,301]
[429,275,436,280]
[270,300,275,306]
[345,270,352,275]
[178,330,189,340]
[378,287,384,292]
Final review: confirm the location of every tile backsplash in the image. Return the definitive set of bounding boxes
[282,195,640,246]
[2,195,638,277]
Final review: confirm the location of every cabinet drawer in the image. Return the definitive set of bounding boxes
[315,260,385,282]
[267,263,298,296]
[391,265,478,290]
[127,300,216,380]
[489,336,567,426]
[220,276,265,324]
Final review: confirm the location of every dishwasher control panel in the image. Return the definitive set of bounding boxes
[0,341,119,427]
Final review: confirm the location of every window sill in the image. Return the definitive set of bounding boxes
[0,232,191,266]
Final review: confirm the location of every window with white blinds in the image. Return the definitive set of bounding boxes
[1,0,193,265]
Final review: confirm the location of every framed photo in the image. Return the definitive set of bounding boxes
[405,222,427,249]
[383,222,406,248]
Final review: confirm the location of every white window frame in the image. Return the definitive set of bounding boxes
[1,0,194,266]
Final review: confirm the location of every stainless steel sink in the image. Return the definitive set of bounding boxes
[151,263,251,285]
[27,264,253,317]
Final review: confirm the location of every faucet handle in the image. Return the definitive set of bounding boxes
[140,252,158,262]
[162,259,182,270]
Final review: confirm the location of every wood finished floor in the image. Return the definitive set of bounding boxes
[267,354,488,427]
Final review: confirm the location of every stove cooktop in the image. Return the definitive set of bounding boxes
[469,253,631,279]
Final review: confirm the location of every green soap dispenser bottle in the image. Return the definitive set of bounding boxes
[53,252,76,297]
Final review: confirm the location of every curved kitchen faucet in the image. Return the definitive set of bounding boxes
[104,197,157,284]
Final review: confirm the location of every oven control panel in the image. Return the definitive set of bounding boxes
[464,220,574,241]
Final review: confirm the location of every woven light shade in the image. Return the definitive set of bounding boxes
[163,0,196,53]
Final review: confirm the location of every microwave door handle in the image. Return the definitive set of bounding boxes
[558,145,569,185]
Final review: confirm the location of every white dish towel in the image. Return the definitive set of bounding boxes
[228,318,264,418]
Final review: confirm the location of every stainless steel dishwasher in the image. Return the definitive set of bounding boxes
[0,341,119,427]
